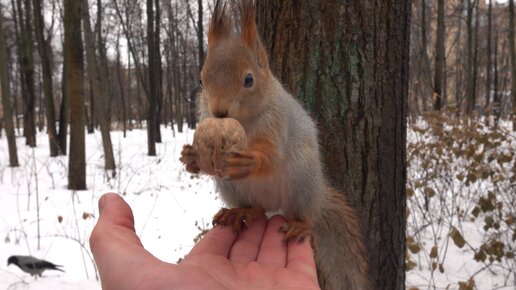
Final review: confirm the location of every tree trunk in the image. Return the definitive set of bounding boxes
[466,0,476,115]
[187,0,203,129]
[170,2,183,133]
[82,0,116,171]
[0,6,19,167]
[33,0,59,156]
[509,0,516,130]
[493,29,501,126]
[486,0,493,116]
[154,0,162,143]
[433,0,445,111]
[113,0,150,102]
[16,0,37,147]
[473,0,480,115]
[116,32,127,137]
[256,1,409,289]
[146,0,157,156]
[96,0,114,125]
[420,0,431,112]
[58,64,69,154]
[65,0,86,190]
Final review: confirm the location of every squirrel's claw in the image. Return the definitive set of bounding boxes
[279,220,313,245]
[180,145,200,174]
[212,207,264,233]
[220,151,256,180]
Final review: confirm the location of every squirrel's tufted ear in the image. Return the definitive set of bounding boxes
[239,0,269,70]
[208,0,231,47]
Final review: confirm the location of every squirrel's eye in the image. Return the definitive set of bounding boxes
[199,79,203,88]
[244,73,254,88]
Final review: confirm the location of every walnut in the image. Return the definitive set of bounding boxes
[193,117,247,175]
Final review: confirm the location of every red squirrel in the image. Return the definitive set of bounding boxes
[180,1,370,289]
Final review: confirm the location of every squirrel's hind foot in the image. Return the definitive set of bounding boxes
[279,220,313,245]
[212,207,264,233]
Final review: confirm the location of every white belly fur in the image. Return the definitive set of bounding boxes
[216,165,291,214]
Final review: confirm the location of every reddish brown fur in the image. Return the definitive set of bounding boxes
[239,0,269,71]
[246,136,279,177]
[207,0,231,46]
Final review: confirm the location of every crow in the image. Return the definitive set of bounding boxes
[7,255,65,277]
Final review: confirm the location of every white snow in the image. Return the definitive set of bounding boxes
[0,123,514,289]
[0,126,222,289]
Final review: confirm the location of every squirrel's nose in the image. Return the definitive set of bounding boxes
[214,110,228,118]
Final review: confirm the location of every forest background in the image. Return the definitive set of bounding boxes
[0,0,515,289]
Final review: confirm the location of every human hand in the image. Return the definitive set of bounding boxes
[90,193,321,290]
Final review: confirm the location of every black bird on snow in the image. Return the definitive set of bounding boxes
[7,255,65,277]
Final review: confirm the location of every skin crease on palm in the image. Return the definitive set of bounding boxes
[89,193,321,290]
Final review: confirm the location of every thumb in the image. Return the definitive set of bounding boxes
[97,192,137,233]
[90,193,151,288]
[90,193,141,253]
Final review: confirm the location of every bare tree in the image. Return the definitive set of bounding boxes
[0,5,19,167]
[466,0,480,116]
[455,0,465,115]
[82,0,115,171]
[493,25,501,125]
[433,0,445,111]
[510,0,516,130]
[420,0,431,111]
[14,0,37,146]
[115,30,128,136]
[33,0,59,156]
[146,0,157,155]
[485,0,493,115]
[65,0,86,190]
[154,0,162,143]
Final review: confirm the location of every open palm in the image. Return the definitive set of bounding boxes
[90,193,321,290]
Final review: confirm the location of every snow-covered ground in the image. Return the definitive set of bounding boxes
[0,124,514,289]
[0,126,221,289]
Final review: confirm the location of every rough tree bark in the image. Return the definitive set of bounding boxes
[256,1,409,289]
[65,0,86,190]
[0,6,19,167]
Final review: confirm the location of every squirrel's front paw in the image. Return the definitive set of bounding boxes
[213,207,264,233]
[220,150,257,180]
[180,145,200,174]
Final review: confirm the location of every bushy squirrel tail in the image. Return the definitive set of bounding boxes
[313,187,371,290]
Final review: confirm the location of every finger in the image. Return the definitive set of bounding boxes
[90,193,163,287]
[229,215,267,263]
[187,223,238,258]
[286,236,318,281]
[256,215,288,267]
[90,193,141,254]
